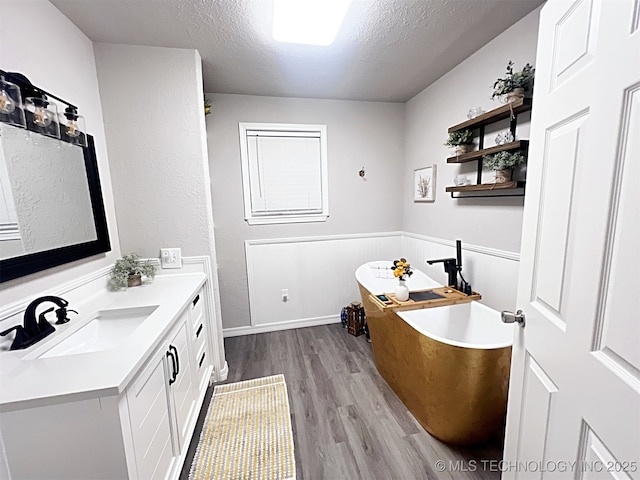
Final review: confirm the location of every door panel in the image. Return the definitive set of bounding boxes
[504,1,640,479]
[533,111,588,317]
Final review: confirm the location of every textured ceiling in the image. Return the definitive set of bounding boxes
[50,0,544,102]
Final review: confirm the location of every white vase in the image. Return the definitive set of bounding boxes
[395,280,410,302]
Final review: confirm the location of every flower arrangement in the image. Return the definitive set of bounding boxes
[482,151,526,171]
[110,253,157,290]
[391,258,413,281]
[444,129,474,147]
[491,61,535,99]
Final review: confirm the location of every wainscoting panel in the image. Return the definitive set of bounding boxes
[401,233,521,312]
[234,232,521,337]
[243,233,402,331]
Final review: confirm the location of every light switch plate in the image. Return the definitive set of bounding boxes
[160,248,182,269]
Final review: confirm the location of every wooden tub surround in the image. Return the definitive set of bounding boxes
[357,281,512,446]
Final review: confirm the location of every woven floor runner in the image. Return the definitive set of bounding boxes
[189,374,295,480]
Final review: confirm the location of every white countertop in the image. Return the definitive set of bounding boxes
[0,273,206,411]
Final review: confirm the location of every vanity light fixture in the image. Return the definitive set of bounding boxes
[272,0,352,46]
[0,75,26,128]
[0,69,87,146]
[62,106,87,147]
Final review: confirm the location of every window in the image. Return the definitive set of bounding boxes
[239,123,329,225]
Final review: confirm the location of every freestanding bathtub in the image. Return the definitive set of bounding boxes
[356,261,514,446]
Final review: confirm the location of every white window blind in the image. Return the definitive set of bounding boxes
[239,123,328,225]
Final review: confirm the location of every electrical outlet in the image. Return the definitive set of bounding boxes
[160,248,182,269]
[281,289,288,302]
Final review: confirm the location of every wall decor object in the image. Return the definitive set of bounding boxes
[414,165,436,202]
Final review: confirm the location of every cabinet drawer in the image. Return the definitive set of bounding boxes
[190,289,204,329]
[195,340,210,390]
[193,315,207,351]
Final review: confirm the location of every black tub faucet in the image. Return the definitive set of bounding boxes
[0,296,77,351]
[426,240,465,291]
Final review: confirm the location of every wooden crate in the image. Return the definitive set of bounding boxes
[346,302,366,337]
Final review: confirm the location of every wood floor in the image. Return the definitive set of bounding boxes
[181,324,504,480]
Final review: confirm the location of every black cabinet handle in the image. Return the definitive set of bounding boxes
[166,349,177,385]
[171,345,179,377]
[192,294,200,307]
[199,352,206,368]
[196,324,203,338]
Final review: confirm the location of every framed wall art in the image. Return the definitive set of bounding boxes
[414,165,436,202]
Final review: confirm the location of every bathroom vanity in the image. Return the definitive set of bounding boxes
[0,271,219,479]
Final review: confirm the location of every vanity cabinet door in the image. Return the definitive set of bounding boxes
[167,310,197,452]
[126,345,175,480]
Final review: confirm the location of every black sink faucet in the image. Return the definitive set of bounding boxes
[0,296,77,351]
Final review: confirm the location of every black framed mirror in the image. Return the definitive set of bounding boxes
[0,130,111,282]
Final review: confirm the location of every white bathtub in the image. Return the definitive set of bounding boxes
[397,301,514,349]
[354,260,441,295]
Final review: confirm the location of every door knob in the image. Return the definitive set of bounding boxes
[501,309,526,328]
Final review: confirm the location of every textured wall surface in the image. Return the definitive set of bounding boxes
[403,8,542,253]
[94,44,214,259]
[207,94,406,328]
[0,0,120,302]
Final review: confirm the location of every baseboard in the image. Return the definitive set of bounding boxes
[217,361,229,381]
[223,315,341,337]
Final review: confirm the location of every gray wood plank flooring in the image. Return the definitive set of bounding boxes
[181,324,504,480]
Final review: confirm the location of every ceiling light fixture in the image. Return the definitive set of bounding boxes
[272,0,352,46]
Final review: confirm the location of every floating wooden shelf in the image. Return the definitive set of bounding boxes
[448,98,532,133]
[447,140,529,164]
[445,181,525,193]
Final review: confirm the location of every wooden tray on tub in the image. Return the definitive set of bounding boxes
[369,286,481,312]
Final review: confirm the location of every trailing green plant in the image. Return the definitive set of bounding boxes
[491,61,535,99]
[482,151,526,171]
[444,129,474,147]
[110,253,157,290]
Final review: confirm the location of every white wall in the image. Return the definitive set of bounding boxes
[94,43,225,370]
[94,44,215,258]
[0,0,120,305]
[403,8,542,253]
[207,94,406,329]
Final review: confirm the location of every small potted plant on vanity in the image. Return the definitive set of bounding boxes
[482,151,526,183]
[391,258,413,302]
[110,253,157,290]
[444,129,475,155]
[491,60,535,103]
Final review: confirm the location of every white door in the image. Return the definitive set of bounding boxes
[503,1,640,479]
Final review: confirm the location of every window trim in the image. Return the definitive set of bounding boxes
[238,122,329,225]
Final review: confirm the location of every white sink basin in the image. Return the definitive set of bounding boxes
[39,305,158,358]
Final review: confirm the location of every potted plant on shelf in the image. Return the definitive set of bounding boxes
[491,61,535,103]
[110,253,157,290]
[444,129,475,155]
[482,151,526,183]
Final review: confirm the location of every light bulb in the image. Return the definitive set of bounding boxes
[32,106,51,127]
[66,119,80,137]
[0,88,16,114]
